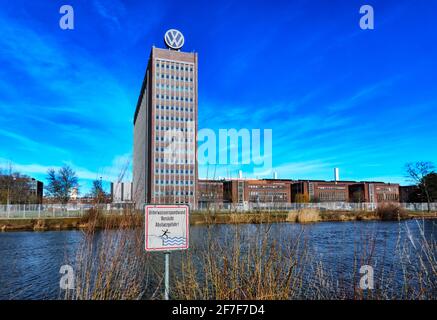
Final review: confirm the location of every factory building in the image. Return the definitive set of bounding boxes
[197,178,400,206]
[198,179,224,209]
[223,179,294,205]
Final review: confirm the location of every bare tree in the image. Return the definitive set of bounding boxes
[405,161,435,212]
[45,166,79,205]
[89,178,109,204]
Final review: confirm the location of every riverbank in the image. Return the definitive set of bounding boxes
[0,209,436,232]
[0,217,82,232]
[190,210,437,225]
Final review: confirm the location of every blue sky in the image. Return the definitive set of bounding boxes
[0,0,436,193]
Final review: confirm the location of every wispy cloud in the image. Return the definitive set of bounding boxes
[92,0,127,29]
[326,78,400,112]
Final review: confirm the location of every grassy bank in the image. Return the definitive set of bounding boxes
[190,209,437,225]
[1,207,436,232]
[0,208,142,232]
[0,217,82,232]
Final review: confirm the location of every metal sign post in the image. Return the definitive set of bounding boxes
[145,205,189,300]
[164,251,170,300]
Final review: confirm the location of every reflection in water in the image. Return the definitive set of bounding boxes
[0,220,435,299]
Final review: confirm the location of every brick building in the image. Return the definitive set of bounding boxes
[291,180,355,202]
[292,180,400,203]
[399,185,421,202]
[216,179,400,205]
[348,182,400,203]
[223,179,294,205]
[198,179,224,208]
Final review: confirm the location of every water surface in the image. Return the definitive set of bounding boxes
[0,219,435,299]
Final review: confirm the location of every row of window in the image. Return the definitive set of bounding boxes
[155,126,194,132]
[155,136,195,142]
[155,169,194,174]
[318,186,346,190]
[377,194,399,201]
[155,180,195,186]
[318,192,347,201]
[155,138,194,143]
[155,147,194,154]
[249,192,287,197]
[156,83,194,92]
[156,63,193,72]
[155,116,194,122]
[155,158,195,164]
[156,94,193,102]
[156,74,193,82]
[249,196,287,201]
[248,185,287,189]
[156,105,194,112]
[154,191,194,197]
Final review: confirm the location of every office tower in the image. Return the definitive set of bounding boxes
[133,29,198,208]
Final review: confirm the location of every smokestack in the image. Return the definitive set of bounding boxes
[273,171,278,179]
[238,170,243,179]
[334,168,340,182]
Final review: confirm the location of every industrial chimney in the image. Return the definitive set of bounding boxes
[334,168,340,182]
[238,170,243,179]
[273,171,278,179]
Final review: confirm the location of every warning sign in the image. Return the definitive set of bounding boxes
[145,205,189,251]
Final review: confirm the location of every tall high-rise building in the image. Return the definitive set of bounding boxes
[133,30,198,209]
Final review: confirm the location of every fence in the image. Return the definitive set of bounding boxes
[198,202,437,212]
[0,203,130,219]
[0,202,436,220]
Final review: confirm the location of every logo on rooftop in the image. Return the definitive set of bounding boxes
[164,29,185,50]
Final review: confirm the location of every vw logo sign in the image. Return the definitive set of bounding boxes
[164,29,185,50]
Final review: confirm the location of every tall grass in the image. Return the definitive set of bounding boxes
[66,210,153,300]
[172,220,436,300]
[67,208,436,300]
[376,203,409,221]
[173,226,312,299]
[286,209,321,223]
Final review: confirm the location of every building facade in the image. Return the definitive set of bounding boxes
[348,182,400,203]
[198,179,224,208]
[223,179,294,205]
[133,34,198,209]
[111,182,133,203]
[0,175,43,204]
[399,185,421,203]
[291,180,400,204]
[291,180,355,202]
[216,179,400,205]
[28,178,43,204]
